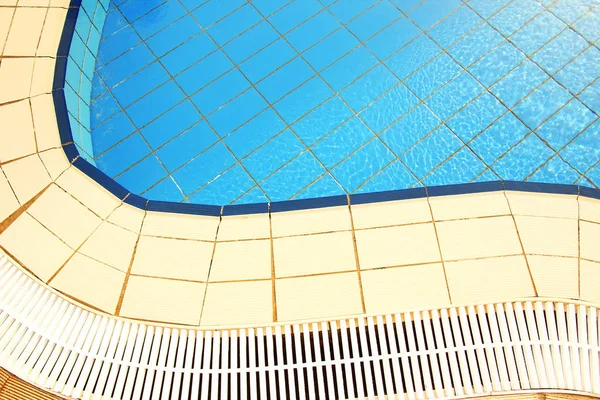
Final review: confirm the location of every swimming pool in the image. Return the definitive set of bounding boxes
[83,0,600,205]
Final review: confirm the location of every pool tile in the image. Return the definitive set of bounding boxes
[142,211,219,240]
[91,112,136,155]
[175,50,233,96]
[429,192,510,221]
[510,11,566,55]
[312,117,374,168]
[292,96,353,145]
[341,65,398,112]
[532,29,589,75]
[172,143,236,195]
[515,216,578,257]
[467,0,510,19]
[359,83,419,133]
[379,104,441,156]
[192,0,245,26]
[126,81,185,128]
[490,60,548,107]
[102,6,128,39]
[579,79,600,114]
[332,139,395,192]
[428,5,483,48]
[208,4,262,46]
[555,46,600,95]
[366,17,419,60]
[80,221,137,272]
[285,10,339,53]
[2,155,52,206]
[143,177,186,202]
[560,120,600,173]
[132,0,186,39]
[355,161,418,194]
[489,0,544,36]
[470,113,530,165]
[446,92,507,141]
[513,80,572,130]
[347,0,401,42]
[492,133,554,180]
[528,256,578,299]
[218,213,271,241]
[97,42,154,87]
[572,7,600,43]
[409,0,462,30]
[96,25,140,65]
[141,101,201,149]
[146,15,201,56]
[191,69,250,115]
[234,187,270,204]
[224,108,286,158]
[550,0,595,24]
[303,28,359,71]
[268,0,322,34]
[469,42,526,87]
[351,196,430,229]
[110,61,170,107]
[329,0,378,24]
[447,23,504,68]
[257,57,315,103]
[115,154,166,193]
[223,21,279,64]
[528,156,580,185]
[295,173,346,199]
[423,146,486,186]
[385,35,441,80]
[156,121,218,171]
[243,130,305,182]
[212,233,269,266]
[189,164,255,205]
[426,72,484,121]
[239,38,295,83]
[201,280,273,326]
[260,151,326,201]
[321,46,379,92]
[95,133,152,177]
[90,91,120,128]
[252,0,290,16]
[160,33,216,75]
[119,0,165,23]
[273,76,334,124]
[208,89,268,136]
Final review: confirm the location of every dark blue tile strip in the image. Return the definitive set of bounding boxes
[53,0,600,216]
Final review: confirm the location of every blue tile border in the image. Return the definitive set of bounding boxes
[53,0,600,217]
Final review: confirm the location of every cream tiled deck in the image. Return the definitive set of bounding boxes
[0,0,600,331]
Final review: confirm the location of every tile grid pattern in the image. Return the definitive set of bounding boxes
[85,0,600,205]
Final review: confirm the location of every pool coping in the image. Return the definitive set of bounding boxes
[52,0,600,217]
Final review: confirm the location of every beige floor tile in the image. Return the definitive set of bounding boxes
[0,0,16,5]
[79,222,137,272]
[579,197,600,224]
[0,212,72,281]
[580,260,600,304]
[276,272,363,322]
[515,216,578,257]
[0,168,19,222]
[120,276,204,325]
[0,8,13,52]
[2,154,51,204]
[0,58,34,103]
[218,213,270,241]
[200,280,273,326]
[581,221,600,262]
[3,8,45,56]
[31,58,55,96]
[355,223,440,270]
[142,211,219,241]
[38,148,70,180]
[107,203,145,233]
[37,8,67,57]
[271,206,351,237]
[28,184,102,248]
[51,253,125,313]
[506,191,578,219]
[446,255,535,304]
[429,192,510,221]
[210,239,271,281]
[274,231,355,277]
[437,216,522,261]
[131,235,213,281]
[0,99,36,162]
[31,94,60,151]
[527,255,578,299]
[57,167,121,219]
[361,264,450,314]
[351,198,431,229]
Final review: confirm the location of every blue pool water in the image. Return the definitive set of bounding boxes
[87,0,600,205]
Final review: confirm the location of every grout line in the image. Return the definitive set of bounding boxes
[347,194,366,314]
[268,203,277,322]
[197,206,223,325]
[425,189,453,304]
[0,182,50,234]
[577,188,581,299]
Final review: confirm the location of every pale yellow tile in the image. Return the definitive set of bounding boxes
[51,253,125,313]
[131,235,213,281]
[581,221,600,262]
[362,264,450,314]
[120,276,204,325]
[79,222,137,272]
[0,99,36,162]
[210,239,271,281]
[355,223,440,270]
[579,196,600,224]
[28,184,101,248]
[107,203,145,233]
[2,154,51,204]
[0,0,16,5]
[514,216,578,257]
[580,260,600,304]
[56,167,121,219]
[351,198,432,229]
[446,255,535,304]
[429,192,510,221]
[506,191,578,219]
[31,94,60,151]
[37,8,66,56]
[142,211,219,241]
[49,0,70,6]
[3,8,45,56]
[0,58,34,103]
[276,272,363,322]
[0,168,19,222]
[271,206,351,237]
[38,147,70,180]
[217,213,270,241]
[31,58,55,96]
[527,255,578,299]
[437,216,522,261]
[0,9,14,50]
[274,231,355,277]
[0,212,72,281]
[200,280,272,326]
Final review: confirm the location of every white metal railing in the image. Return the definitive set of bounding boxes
[0,253,599,400]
